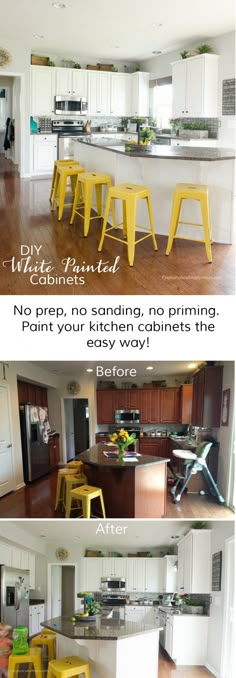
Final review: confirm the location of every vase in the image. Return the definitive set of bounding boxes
[117,443,127,462]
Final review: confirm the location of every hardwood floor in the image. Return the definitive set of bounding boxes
[0,156,234,295]
[0,470,233,519]
[158,649,214,677]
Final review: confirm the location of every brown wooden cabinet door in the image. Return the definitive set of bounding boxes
[97,390,114,424]
[140,389,160,423]
[113,390,130,411]
[18,380,29,404]
[41,388,48,407]
[160,388,179,423]
[179,385,193,424]
[49,436,60,467]
[139,438,167,457]
[192,366,223,427]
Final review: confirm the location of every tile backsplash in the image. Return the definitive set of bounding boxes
[179,117,220,138]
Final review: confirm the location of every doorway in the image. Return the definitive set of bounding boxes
[48,564,77,618]
[64,398,89,461]
[0,72,23,174]
[221,536,235,678]
[0,384,14,497]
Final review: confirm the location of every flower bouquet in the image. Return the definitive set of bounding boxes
[109,429,136,462]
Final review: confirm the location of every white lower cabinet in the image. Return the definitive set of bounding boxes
[125,606,155,624]
[164,614,209,665]
[30,135,58,175]
[29,604,45,636]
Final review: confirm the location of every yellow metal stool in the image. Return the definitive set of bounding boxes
[31,633,56,662]
[54,468,77,511]
[165,183,212,262]
[66,460,84,470]
[64,473,88,516]
[98,183,158,266]
[50,160,80,205]
[8,647,43,678]
[51,163,85,220]
[47,655,91,678]
[70,171,117,236]
[68,485,106,519]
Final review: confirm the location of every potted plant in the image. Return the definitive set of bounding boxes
[109,429,136,461]
[169,118,183,136]
[139,127,156,145]
[196,44,213,54]
[182,596,205,615]
[180,122,208,139]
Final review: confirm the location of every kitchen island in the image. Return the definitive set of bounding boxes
[74,138,235,244]
[42,615,161,678]
[77,443,169,518]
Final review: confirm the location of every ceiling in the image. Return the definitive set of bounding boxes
[2,0,235,61]
[30,361,203,380]
[12,520,195,548]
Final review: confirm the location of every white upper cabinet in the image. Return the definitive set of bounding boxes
[171,54,219,118]
[88,71,111,115]
[101,558,126,578]
[131,72,149,117]
[162,556,177,593]
[31,66,56,116]
[176,530,211,594]
[110,74,131,116]
[126,558,145,592]
[144,558,163,592]
[55,68,88,96]
[83,558,103,591]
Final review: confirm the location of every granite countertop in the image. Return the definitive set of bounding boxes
[158,605,208,617]
[41,615,161,640]
[77,443,170,468]
[76,137,235,161]
[170,436,197,449]
[30,599,45,605]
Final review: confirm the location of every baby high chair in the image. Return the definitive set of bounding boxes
[171,441,225,504]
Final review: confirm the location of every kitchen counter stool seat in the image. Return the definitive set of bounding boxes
[51,163,85,220]
[165,183,212,262]
[31,633,56,662]
[69,484,106,519]
[98,183,158,266]
[70,171,116,236]
[50,160,81,205]
[54,468,78,511]
[47,655,90,678]
[64,473,88,516]
[8,647,43,678]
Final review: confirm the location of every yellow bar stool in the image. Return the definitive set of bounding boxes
[98,183,158,266]
[54,468,77,511]
[31,633,56,662]
[70,171,117,236]
[165,182,212,262]
[68,485,106,519]
[47,655,91,678]
[51,163,85,221]
[64,473,88,517]
[50,160,80,205]
[8,647,43,678]
[66,460,84,470]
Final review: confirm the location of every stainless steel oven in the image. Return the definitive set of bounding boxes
[55,95,88,116]
[114,410,140,425]
[101,578,126,594]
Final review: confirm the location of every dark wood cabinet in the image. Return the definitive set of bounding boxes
[192,366,223,427]
[139,389,161,424]
[17,380,48,407]
[179,384,193,424]
[139,437,168,457]
[48,435,60,468]
[97,390,115,424]
[160,388,179,423]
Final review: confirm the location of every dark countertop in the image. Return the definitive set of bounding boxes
[76,138,235,161]
[41,615,161,640]
[77,443,169,468]
[30,599,45,605]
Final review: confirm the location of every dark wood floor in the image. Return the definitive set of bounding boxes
[0,470,233,519]
[159,650,214,677]
[0,156,234,295]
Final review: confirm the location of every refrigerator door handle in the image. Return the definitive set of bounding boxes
[15,582,21,611]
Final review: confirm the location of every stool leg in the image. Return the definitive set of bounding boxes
[126,196,136,267]
[200,196,212,263]
[70,179,81,225]
[51,171,60,211]
[122,200,127,238]
[98,193,111,251]
[84,496,90,519]
[95,184,102,217]
[166,194,182,255]
[27,662,34,678]
[84,665,91,678]
[55,474,62,510]
[70,174,77,195]
[65,490,73,518]
[84,182,93,236]
[50,165,57,204]
[146,194,158,251]
[8,657,16,678]
[99,492,106,519]
[58,174,67,221]
[32,652,43,677]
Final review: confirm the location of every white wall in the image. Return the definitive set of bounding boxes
[0,521,46,555]
[141,31,235,146]
[214,361,235,503]
[206,521,234,677]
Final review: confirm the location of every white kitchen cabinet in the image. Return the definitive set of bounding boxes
[55,68,87,96]
[31,66,56,116]
[171,54,219,118]
[0,541,12,566]
[162,556,177,593]
[131,72,149,117]
[177,530,211,594]
[126,558,145,592]
[38,604,45,630]
[20,550,30,570]
[88,72,111,115]
[30,134,57,175]
[164,614,209,665]
[101,558,126,578]
[144,559,163,592]
[28,552,36,589]
[125,606,146,623]
[11,547,21,569]
[29,604,44,636]
[165,616,173,656]
[83,558,103,592]
[110,74,131,116]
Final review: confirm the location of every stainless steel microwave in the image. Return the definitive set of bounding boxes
[55,95,88,115]
[114,410,140,425]
[101,577,126,594]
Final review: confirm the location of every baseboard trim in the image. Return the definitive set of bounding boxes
[206,662,221,677]
[16,482,25,490]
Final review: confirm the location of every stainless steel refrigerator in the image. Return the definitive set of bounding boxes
[0,565,29,628]
[19,404,51,482]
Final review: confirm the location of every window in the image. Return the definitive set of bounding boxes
[149,76,172,129]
